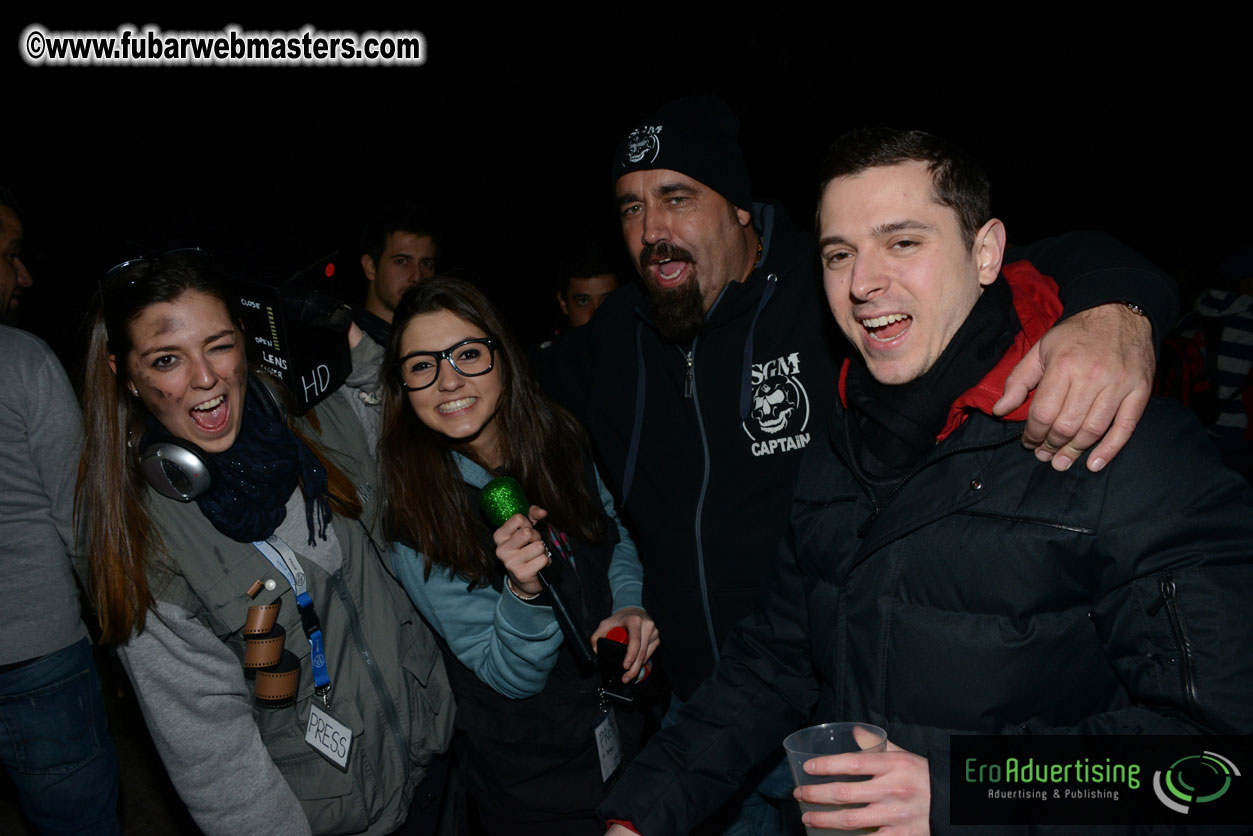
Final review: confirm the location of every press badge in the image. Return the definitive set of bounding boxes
[594,708,622,781]
[305,703,353,770]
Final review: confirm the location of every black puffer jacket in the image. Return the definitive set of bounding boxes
[601,395,1253,834]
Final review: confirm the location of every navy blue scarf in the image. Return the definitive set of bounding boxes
[142,387,331,545]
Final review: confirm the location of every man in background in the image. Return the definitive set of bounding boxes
[0,184,122,834]
[356,200,440,345]
[0,186,33,325]
[347,201,441,444]
[555,242,621,331]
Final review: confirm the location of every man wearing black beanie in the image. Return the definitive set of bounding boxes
[612,97,755,348]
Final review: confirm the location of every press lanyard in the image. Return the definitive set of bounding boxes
[252,535,333,707]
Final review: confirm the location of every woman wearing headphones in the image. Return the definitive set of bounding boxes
[78,251,453,836]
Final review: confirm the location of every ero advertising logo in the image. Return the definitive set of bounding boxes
[951,735,1252,827]
[1153,750,1240,814]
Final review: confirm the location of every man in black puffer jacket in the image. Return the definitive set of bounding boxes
[599,128,1253,835]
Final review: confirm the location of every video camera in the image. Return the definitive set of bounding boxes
[235,252,352,415]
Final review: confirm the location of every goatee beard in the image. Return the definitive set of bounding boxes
[647,277,705,344]
[638,241,706,343]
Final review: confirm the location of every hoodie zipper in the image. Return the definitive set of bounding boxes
[678,340,721,665]
[1148,574,1198,713]
[683,349,695,398]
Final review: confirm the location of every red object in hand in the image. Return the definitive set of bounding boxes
[604,625,651,683]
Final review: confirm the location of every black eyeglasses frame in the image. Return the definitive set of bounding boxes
[395,337,497,392]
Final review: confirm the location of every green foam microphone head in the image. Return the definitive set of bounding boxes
[480,476,529,528]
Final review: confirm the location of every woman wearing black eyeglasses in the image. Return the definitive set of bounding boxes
[77,251,454,836]
[378,277,658,835]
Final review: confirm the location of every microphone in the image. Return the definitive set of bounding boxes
[480,477,596,669]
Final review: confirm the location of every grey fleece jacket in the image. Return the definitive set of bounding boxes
[118,386,454,836]
[0,326,88,664]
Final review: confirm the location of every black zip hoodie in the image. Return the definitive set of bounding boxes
[544,201,845,699]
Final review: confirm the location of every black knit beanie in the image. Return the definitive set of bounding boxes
[611,95,752,210]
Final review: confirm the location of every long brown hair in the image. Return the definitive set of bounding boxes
[78,253,360,643]
[379,277,607,588]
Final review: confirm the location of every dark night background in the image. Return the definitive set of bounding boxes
[5,10,1251,370]
[2,10,1251,831]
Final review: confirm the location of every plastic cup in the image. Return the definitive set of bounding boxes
[783,722,887,835]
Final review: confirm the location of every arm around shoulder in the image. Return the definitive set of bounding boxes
[1011,230,1178,340]
[998,232,1176,472]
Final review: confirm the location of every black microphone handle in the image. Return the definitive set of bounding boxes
[479,476,595,669]
[535,564,596,669]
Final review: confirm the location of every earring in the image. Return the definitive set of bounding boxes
[128,384,139,397]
